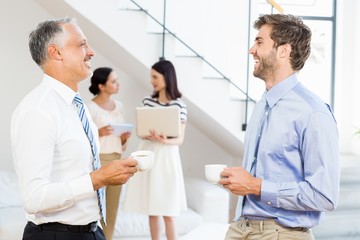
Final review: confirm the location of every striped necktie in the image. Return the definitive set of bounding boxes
[73,94,106,224]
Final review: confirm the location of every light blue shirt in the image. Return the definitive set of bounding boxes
[234,74,340,228]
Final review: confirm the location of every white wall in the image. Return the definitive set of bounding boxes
[0,0,236,181]
[335,0,360,155]
[1,0,49,171]
[349,0,360,155]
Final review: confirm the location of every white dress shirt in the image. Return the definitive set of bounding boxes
[11,74,101,225]
[87,100,126,154]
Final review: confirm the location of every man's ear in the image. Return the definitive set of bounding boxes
[48,44,62,61]
[279,43,292,58]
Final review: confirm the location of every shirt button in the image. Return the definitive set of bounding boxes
[267,201,271,205]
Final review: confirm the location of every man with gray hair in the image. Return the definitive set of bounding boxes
[11,17,138,240]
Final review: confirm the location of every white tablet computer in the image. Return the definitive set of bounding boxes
[136,106,181,137]
[109,123,134,136]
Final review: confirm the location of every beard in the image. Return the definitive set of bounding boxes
[253,49,277,80]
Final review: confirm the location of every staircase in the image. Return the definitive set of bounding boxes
[312,154,360,240]
[34,0,255,157]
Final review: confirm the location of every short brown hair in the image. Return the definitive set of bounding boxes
[254,14,311,71]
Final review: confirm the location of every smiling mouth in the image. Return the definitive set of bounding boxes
[84,60,91,68]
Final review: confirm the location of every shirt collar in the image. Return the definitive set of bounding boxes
[264,73,299,108]
[43,74,79,105]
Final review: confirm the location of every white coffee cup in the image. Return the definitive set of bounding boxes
[131,150,154,171]
[205,164,227,184]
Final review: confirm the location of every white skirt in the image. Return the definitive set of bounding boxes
[122,140,187,216]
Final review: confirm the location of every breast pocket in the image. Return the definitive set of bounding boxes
[258,140,303,181]
[257,141,286,180]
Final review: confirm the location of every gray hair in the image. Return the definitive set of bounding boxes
[28,17,76,67]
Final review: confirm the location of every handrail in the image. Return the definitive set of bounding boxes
[160,0,166,60]
[266,0,284,13]
[129,0,256,104]
[243,0,253,131]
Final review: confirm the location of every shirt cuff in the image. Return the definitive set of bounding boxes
[261,180,278,207]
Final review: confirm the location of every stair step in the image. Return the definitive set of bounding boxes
[316,237,360,240]
[311,154,360,239]
[336,187,360,210]
[340,154,360,185]
[313,210,360,239]
[341,167,360,185]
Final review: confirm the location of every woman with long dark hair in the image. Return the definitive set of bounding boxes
[123,60,187,240]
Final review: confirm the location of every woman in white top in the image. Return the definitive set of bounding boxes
[87,67,131,240]
[123,60,187,240]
